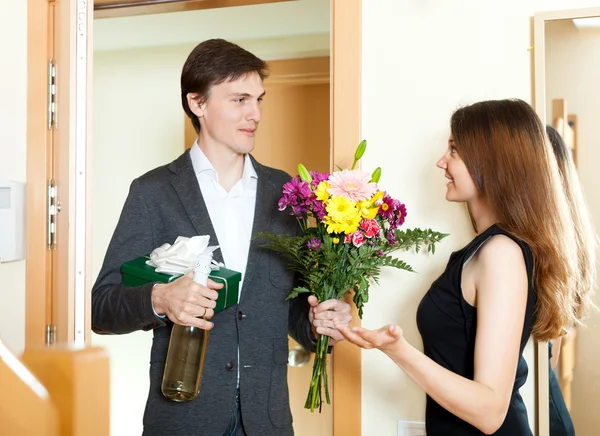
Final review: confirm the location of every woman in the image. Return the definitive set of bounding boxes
[335,100,595,435]
[544,125,596,436]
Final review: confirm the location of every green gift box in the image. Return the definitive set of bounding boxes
[121,256,241,313]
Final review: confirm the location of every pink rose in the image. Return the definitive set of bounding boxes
[352,231,365,247]
[344,234,352,244]
[360,218,381,238]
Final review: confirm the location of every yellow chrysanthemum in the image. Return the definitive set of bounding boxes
[326,195,358,223]
[344,213,361,234]
[315,181,331,202]
[332,237,340,244]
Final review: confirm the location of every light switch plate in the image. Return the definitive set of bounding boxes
[397,420,426,436]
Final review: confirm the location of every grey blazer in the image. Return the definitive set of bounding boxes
[91,150,315,435]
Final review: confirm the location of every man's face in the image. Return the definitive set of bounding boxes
[192,72,265,155]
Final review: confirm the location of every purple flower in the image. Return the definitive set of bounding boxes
[283,177,312,199]
[307,238,322,250]
[378,193,407,230]
[311,198,327,221]
[386,230,397,245]
[280,177,312,217]
[309,171,330,187]
[377,250,384,257]
[379,194,396,220]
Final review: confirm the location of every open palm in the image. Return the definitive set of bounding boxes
[335,322,403,353]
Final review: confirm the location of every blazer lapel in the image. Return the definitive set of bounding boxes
[168,150,224,265]
[239,156,279,295]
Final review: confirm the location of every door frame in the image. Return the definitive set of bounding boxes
[26,0,362,434]
[533,6,600,436]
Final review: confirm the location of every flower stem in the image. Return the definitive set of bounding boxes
[305,333,330,412]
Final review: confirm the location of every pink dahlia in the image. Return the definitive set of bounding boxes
[327,169,377,202]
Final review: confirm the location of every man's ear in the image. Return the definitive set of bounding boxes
[187,93,205,118]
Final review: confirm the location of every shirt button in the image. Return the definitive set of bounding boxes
[237,311,244,321]
[226,361,235,371]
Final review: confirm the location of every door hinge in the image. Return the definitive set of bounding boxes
[45,324,56,346]
[47,179,60,249]
[47,59,57,130]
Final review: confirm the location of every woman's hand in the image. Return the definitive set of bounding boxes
[335,321,404,354]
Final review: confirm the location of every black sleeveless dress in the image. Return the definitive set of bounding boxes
[416,224,536,435]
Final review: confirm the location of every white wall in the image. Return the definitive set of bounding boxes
[545,19,600,435]
[360,1,600,435]
[0,0,27,356]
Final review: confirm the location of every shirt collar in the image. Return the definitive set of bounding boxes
[190,140,258,186]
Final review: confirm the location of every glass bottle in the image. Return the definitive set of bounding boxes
[161,254,213,402]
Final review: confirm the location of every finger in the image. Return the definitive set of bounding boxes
[196,296,217,310]
[179,314,214,330]
[207,278,224,290]
[195,285,219,302]
[313,310,352,322]
[203,307,215,320]
[307,295,319,307]
[180,302,208,318]
[312,314,352,329]
[337,327,374,349]
[315,326,344,342]
[314,299,349,313]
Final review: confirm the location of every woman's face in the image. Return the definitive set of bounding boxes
[436,135,480,204]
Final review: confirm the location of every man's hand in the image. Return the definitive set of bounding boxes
[308,295,352,345]
[151,272,223,330]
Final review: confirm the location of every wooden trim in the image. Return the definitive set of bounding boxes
[26,0,52,349]
[52,0,76,346]
[533,6,600,22]
[331,1,361,435]
[533,7,600,435]
[94,0,294,19]
[86,4,95,346]
[21,345,110,436]
[0,342,58,435]
[266,57,330,86]
[533,12,551,436]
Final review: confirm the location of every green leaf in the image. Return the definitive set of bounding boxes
[285,286,312,300]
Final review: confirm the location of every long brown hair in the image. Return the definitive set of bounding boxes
[451,99,584,341]
[546,125,597,324]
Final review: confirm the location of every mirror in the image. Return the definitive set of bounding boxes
[91,1,331,435]
[541,11,600,434]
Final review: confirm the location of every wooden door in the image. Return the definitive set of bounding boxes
[185,56,333,435]
[29,1,361,434]
[26,0,93,349]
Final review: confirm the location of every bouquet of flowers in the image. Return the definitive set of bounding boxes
[260,140,447,412]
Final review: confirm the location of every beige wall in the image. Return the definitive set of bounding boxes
[545,19,600,435]
[0,0,27,356]
[360,1,600,435]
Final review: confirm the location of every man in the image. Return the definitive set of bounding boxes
[91,39,351,436]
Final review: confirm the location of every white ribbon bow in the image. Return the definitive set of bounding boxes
[146,235,223,275]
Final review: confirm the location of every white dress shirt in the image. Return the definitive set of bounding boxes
[189,141,257,299]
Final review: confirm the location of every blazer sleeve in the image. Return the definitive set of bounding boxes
[288,288,317,353]
[91,178,167,334]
